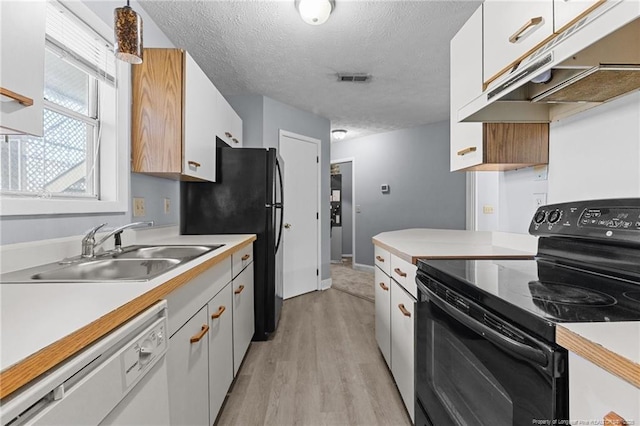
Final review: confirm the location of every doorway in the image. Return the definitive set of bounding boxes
[330,158,355,267]
[279,130,321,299]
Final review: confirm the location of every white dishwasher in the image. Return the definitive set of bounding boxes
[1,301,170,426]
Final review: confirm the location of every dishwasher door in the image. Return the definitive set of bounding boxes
[1,301,170,426]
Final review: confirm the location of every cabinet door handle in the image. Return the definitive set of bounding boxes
[234,284,245,294]
[457,146,477,156]
[0,87,34,106]
[225,132,232,138]
[211,305,226,319]
[394,267,407,278]
[375,255,385,263]
[190,324,210,343]
[188,160,201,168]
[604,412,627,425]
[509,16,543,43]
[398,304,412,317]
[241,254,250,261]
[232,138,239,144]
[379,282,389,291]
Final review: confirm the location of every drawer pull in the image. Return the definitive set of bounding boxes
[375,255,385,263]
[190,324,210,343]
[457,146,477,156]
[0,87,34,106]
[211,306,226,319]
[394,267,407,278]
[225,132,232,138]
[188,160,201,168]
[379,282,389,291]
[509,16,543,44]
[398,304,411,317]
[234,285,245,294]
[241,254,250,261]
[604,412,627,425]
[232,138,239,144]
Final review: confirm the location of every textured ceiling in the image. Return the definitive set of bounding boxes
[139,0,482,141]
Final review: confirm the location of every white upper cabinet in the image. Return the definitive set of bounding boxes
[216,92,243,148]
[0,0,45,136]
[183,52,217,181]
[450,5,484,171]
[483,0,554,88]
[553,0,603,32]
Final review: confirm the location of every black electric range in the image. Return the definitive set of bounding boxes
[414,198,640,426]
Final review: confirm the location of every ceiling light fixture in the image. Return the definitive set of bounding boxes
[332,129,347,140]
[295,0,335,26]
[114,0,143,64]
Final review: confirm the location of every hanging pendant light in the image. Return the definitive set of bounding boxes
[114,0,143,64]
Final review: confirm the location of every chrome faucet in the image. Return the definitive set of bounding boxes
[81,221,154,258]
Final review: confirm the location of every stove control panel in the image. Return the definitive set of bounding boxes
[529,198,640,243]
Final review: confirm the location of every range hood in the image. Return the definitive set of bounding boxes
[460,2,640,123]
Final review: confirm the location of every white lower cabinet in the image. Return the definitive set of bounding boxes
[375,265,391,367]
[391,279,416,423]
[233,261,255,375]
[167,305,210,426]
[208,283,234,421]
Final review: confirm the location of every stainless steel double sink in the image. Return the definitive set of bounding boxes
[0,245,224,283]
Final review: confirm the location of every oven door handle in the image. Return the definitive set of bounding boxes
[423,284,549,368]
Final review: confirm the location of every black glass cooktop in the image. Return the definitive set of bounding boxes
[417,258,640,341]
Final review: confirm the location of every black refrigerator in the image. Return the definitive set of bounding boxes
[180,146,284,341]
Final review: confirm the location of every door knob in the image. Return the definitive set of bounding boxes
[284,223,292,229]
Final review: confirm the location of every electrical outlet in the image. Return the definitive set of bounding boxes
[133,197,145,217]
[483,205,495,214]
[164,198,171,214]
[533,193,547,209]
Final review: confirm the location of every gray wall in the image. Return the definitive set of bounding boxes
[336,162,353,256]
[331,121,466,267]
[229,95,332,281]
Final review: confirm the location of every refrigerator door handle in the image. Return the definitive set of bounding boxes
[275,157,284,253]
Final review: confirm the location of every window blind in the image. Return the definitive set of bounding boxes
[46,0,117,86]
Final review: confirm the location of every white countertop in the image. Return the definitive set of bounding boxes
[0,230,254,375]
[372,228,537,263]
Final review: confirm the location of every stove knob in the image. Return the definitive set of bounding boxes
[533,210,546,224]
[548,209,562,224]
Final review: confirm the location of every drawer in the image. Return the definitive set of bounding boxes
[232,243,253,279]
[374,245,391,276]
[166,256,232,337]
[390,254,417,299]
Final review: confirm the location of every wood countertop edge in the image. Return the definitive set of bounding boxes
[0,235,256,399]
[556,325,640,389]
[372,239,534,265]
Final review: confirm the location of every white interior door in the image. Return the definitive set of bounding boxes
[280,132,319,299]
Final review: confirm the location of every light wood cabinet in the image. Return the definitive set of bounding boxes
[233,261,255,375]
[167,305,210,426]
[208,283,233,421]
[390,280,416,423]
[132,48,216,182]
[483,0,554,89]
[374,265,391,368]
[0,0,45,136]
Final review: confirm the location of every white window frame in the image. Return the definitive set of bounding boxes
[0,0,128,216]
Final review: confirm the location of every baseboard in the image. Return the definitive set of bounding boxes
[353,263,375,273]
[341,254,353,258]
[320,278,332,290]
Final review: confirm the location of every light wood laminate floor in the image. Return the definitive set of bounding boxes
[216,288,412,426]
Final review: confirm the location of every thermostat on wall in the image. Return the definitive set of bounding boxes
[381,184,390,193]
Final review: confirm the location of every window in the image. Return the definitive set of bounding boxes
[0,0,128,215]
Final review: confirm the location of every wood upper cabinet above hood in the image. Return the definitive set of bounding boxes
[459,123,549,172]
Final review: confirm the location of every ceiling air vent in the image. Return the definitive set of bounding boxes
[337,73,371,83]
